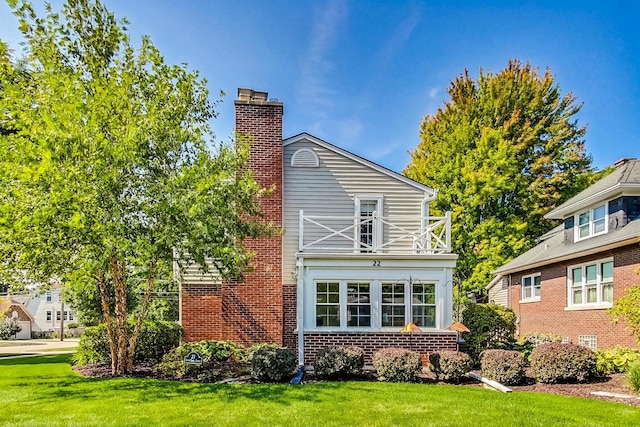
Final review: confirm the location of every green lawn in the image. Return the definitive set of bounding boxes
[1,355,639,427]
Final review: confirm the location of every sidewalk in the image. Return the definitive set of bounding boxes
[0,338,79,356]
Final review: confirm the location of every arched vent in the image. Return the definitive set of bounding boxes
[291,148,319,168]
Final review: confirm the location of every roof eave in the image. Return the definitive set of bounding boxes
[545,183,640,220]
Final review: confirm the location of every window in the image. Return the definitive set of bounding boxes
[316,282,340,327]
[46,311,52,321]
[314,280,438,329]
[382,283,405,327]
[568,259,613,307]
[347,283,371,326]
[575,204,607,240]
[56,311,61,321]
[412,283,436,328]
[578,335,597,350]
[46,291,52,302]
[355,196,383,253]
[521,274,541,300]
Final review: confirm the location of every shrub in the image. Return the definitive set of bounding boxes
[157,340,250,381]
[0,318,22,340]
[595,346,640,375]
[428,351,472,383]
[516,332,562,362]
[73,321,183,365]
[626,361,640,393]
[251,346,297,382]
[313,346,365,378]
[373,347,422,383]
[480,349,526,385]
[461,303,516,361]
[530,342,596,383]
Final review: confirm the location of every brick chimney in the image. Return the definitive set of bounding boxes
[222,88,284,345]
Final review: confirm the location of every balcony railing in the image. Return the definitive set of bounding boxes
[298,210,451,255]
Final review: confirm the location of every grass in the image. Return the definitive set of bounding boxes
[1,355,639,427]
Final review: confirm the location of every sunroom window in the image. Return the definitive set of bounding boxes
[316,282,340,327]
[576,204,607,240]
[568,259,613,307]
[412,283,436,328]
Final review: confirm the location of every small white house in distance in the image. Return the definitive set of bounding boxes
[13,286,77,334]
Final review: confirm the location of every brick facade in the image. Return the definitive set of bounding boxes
[508,244,640,349]
[303,332,457,366]
[181,94,285,345]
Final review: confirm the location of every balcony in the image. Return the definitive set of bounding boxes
[298,210,451,255]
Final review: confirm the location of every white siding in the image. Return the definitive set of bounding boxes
[488,277,509,307]
[283,138,429,284]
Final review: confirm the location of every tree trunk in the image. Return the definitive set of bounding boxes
[126,259,157,372]
[111,255,128,375]
[97,269,118,375]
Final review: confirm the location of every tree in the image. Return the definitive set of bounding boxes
[0,0,273,374]
[405,60,601,293]
[609,268,640,345]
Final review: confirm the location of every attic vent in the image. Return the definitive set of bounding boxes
[291,148,319,168]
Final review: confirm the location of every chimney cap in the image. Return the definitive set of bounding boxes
[237,88,269,102]
[614,157,637,168]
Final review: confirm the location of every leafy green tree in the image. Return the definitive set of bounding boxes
[0,0,273,374]
[609,268,640,345]
[405,60,601,292]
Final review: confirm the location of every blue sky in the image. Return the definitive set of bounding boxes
[1,1,638,172]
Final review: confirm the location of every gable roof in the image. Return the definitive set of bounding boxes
[545,159,640,220]
[283,133,438,198]
[494,219,640,275]
[0,298,36,321]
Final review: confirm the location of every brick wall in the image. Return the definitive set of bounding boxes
[509,244,640,349]
[181,94,285,345]
[303,332,457,366]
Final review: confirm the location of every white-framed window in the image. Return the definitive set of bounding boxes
[575,204,607,240]
[412,283,436,328]
[46,310,52,321]
[346,283,371,327]
[354,195,383,253]
[316,282,340,327]
[521,273,541,300]
[315,280,437,329]
[381,283,405,327]
[578,334,598,350]
[46,291,52,302]
[568,259,613,307]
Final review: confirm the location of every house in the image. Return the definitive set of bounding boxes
[179,88,459,366]
[488,158,640,349]
[12,285,77,335]
[0,298,34,339]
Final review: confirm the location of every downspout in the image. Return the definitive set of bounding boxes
[295,257,305,366]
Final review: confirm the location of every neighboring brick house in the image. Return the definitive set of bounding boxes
[488,158,640,349]
[179,88,459,366]
[0,298,34,339]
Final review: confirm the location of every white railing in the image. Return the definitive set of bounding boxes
[298,210,451,254]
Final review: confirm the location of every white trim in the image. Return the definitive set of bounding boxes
[354,195,384,253]
[574,203,608,242]
[520,273,541,301]
[283,133,438,198]
[290,148,319,167]
[545,183,640,219]
[566,257,614,308]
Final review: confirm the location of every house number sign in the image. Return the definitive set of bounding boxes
[372,260,381,266]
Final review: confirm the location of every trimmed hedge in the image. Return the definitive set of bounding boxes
[530,342,596,383]
[373,347,422,383]
[428,351,472,383]
[73,320,183,365]
[251,346,297,382]
[517,332,562,362]
[313,346,365,378]
[480,349,526,385]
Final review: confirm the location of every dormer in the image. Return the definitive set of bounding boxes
[546,158,640,245]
